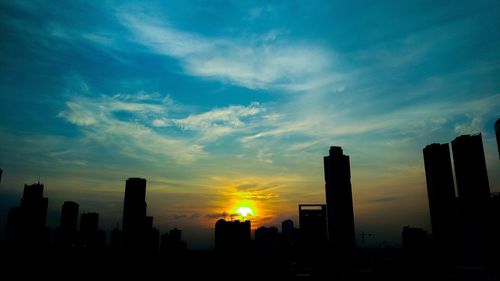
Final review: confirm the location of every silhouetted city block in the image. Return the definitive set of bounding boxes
[324,146,356,253]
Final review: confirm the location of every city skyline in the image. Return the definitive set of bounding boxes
[1,132,498,250]
[0,1,499,249]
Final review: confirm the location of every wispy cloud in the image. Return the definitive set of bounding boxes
[152,102,265,141]
[119,12,341,92]
[58,92,205,162]
[57,87,273,163]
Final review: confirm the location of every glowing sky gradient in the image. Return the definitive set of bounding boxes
[0,1,499,249]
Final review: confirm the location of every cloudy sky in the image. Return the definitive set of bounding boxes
[0,0,499,248]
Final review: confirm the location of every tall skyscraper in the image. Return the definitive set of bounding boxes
[451,134,490,206]
[495,118,500,158]
[122,177,147,250]
[324,146,355,251]
[451,134,490,263]
[423,143,457,253]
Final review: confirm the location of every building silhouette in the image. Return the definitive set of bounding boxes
[402,226,429,257]
[161,228,187,255]
[214,219,251,254]
[298,204,327,250]
[122,177,147,250]
[54,201,79,248]
[422,143,458,256]
[6,182,49,249]
[79,212,104,248]
[451,134,491,264]
[281,219,295,244]
[324,146,355,251]
[496,118,500,158]
[110,225,122,250]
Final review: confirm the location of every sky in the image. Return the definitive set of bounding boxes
[0,0,499,249]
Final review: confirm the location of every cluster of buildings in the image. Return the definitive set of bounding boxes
[215,146,356,258]
[3,119,500,269]
[422,133,500,264]
[4,177,186,254]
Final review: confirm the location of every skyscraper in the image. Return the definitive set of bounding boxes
[80,212,99,248]
[122,177,147,250]
[495,118,500,158]
[324,146,355,251]
[423,143,457,254]
[451,134,490,206]
[451,134,490,263]
[61,201,79,233]
[55,201,79,247]
[6,182,49,248]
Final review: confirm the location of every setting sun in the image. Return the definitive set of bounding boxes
[236,207,253,218]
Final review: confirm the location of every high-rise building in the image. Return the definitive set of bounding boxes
[214,219,251,253]
[282,219,294,242]
[451,134,491,264]
[80,212,99,248]
[6,182,49,248]
[495,118,500,158]
[452,134,490,204]
[423,143,457,253]
[54,201,79,247]
[61,201,79,233]
[122,177,147,249]
[324,146,355,251]
[298,204,327,249]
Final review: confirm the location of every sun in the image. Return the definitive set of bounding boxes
[236,206,253,218]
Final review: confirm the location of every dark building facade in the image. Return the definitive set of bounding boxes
[324,146,355,251]
[423,143,457,254]
[282,219,295,243]
[6,182,49,248]
[451,134,491,263]
[161,228,187,254]
[452,134,490,206]
[79,212,100,248]
[54,201,79,248]
[496,118,500,158]
[298,204,327,249]
[402,226,429,257]
[214,219,251,254]
[122,177,147,250]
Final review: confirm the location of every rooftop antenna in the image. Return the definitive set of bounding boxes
[37,175,40,185]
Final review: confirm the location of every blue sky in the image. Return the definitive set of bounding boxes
[0,0,499,248]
